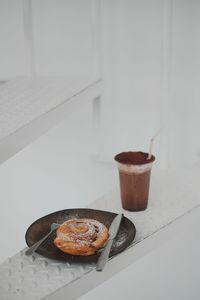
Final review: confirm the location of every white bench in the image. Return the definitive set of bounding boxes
[0,166,200,299]
[0,76,102,164]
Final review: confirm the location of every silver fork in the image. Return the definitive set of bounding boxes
[25,223,59,256]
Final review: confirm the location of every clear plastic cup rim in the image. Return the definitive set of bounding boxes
[117,162,153,174]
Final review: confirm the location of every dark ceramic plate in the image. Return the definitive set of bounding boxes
[25,208,136,263]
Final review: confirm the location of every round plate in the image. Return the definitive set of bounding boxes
[25,208,136,262]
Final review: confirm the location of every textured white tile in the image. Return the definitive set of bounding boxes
[0,77,92,141]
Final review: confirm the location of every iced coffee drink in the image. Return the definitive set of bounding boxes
[115,151,155,211]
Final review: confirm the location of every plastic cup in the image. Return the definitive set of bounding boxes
[114,151,155,211]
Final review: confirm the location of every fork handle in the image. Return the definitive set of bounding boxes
[25,229,53,256]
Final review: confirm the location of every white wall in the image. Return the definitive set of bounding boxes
[32,0,95,79]
[0,0,26,79]
[0,0,95,80]
[101,0,162,162]
[101,0,200,168]
[0,0,200,167]
[168,0,200,168]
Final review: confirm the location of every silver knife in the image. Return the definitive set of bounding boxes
[96,214,123,271]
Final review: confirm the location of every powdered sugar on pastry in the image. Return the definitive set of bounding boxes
[54,218,109,256]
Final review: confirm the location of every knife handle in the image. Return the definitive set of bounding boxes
[96,239,113,271]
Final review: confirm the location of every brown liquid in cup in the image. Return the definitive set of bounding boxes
[115,151,155,211]
[119,169,151,211]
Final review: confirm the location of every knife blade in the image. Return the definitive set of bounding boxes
[96,213,123,271]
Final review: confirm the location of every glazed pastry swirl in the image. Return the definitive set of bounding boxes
[54,218,109,256]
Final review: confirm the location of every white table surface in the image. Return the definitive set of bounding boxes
[79,205,200,300]
[46,166,200,300]
[1,165,200,300]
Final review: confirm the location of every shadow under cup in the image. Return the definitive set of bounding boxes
[114,152,156,211]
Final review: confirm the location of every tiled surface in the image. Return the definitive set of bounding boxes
[0,251,95,300]
[0,77,94,141]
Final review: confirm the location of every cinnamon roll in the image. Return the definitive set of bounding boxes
[54,218,109,256]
